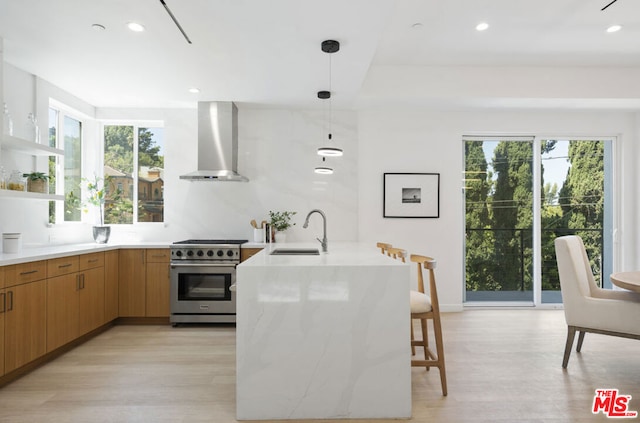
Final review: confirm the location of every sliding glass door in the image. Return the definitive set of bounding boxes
[539,139,613,303]
[464,136,613,305]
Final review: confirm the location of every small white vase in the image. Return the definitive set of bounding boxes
[274,232,287,243]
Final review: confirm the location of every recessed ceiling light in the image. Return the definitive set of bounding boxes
[127,22,145,32]
[476,22,489,31]
[188,88,200,93]
[606,25,622,33]
[91,24,106,31]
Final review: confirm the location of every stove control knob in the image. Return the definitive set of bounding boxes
[176,251,182,257]
[207,250,214,257]
[197,250,204,257]
[217,250,224,257]
[187,250,194,257]
[227,250,234,257]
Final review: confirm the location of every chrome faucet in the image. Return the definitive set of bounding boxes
[303,209,328,253]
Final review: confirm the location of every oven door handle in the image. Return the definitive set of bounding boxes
[170,263,237,268]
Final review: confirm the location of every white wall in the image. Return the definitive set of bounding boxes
[95,106,358,244]
[1,63,98,247]
[3,60,640,312]
[0,62,359,247]
[358,109,638,311]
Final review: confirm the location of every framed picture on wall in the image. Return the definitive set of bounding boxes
[383,173,440,218]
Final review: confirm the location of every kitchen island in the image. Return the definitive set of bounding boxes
[236,243,411,420]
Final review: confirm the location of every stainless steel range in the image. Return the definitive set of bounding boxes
[170,239,247,325]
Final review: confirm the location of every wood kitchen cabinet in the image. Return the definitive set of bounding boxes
[118,249,146,317]
[0,267,5,376]
[104,250,119,322]
[78,253,105,335]
[145,249,170,317]
[46,253,105,352]
[241,247,263,262]
[5,261,47,287]
[46,272,79,351]
[4,276,47,374]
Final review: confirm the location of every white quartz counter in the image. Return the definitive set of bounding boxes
[0,242,172,266]
[236,242,412,420]
[239,242,405,267]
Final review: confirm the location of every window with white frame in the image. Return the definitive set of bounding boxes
[103,124,164,224]
[48,105,83,223]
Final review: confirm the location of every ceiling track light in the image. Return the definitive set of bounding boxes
[159,0,192,44]
[316,40,343,167]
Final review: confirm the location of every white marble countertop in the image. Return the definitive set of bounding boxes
[0,241,274,266]
[236,241,411,419]
[239,242,405,267]
[0,241,173,266]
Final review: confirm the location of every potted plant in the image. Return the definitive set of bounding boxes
[82,175,111,243]
[23,172,49,194]
[269,210,296,243]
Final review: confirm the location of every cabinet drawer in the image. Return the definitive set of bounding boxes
[79,252,105,270]
[146,249,170,263]
[47,256,80,278]
[0,266,4,289]
[6,261,47,286]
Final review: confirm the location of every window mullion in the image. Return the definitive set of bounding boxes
[132,126,139,223]
[532,138,542,306]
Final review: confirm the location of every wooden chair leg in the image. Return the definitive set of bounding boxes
[576,331,586,352]
[432,314,447,396]
[420,318,429,371]
[562,326,577,368]
[410,320,416,355]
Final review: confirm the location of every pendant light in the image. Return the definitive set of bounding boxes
[317,39,343,158]
[314,90,335,174]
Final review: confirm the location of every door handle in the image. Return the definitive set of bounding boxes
[81,274,85,289]
[19,270,38,276]
[0,292,5,313]
[7,291,14,311]
[58,263,73,268]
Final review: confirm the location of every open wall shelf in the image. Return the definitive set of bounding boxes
[1,134,64,156]
[0,189,64,201]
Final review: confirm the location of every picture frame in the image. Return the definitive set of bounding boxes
[383,173,440,218]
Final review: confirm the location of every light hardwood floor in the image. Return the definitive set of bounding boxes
[0,310,638,422]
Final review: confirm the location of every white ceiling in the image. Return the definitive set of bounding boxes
[1,0,639,110]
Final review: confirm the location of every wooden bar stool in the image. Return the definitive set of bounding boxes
[376,242,392,255]
[410,254,447,396]
[386,247,406,262]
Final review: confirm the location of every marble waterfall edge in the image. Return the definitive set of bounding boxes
[236,243,411,420]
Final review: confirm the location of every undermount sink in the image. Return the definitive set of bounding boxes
[270,248,320,256]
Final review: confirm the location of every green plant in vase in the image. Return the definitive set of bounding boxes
[23,172,49,193]
[82,175,111,243]
[269,210,296,242]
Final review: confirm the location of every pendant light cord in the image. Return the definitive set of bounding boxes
[328,52,333,141]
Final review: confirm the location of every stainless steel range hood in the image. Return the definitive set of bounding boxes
[180,101,249,182]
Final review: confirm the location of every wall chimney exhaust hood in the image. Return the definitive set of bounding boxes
[180,101,249,182]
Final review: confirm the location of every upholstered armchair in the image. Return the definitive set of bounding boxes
[554,235,640,368]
